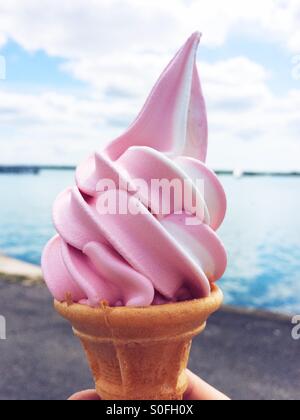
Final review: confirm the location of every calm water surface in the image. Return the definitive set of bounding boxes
[0,171,299,314]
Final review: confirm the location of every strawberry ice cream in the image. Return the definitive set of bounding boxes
[42,32,227,308]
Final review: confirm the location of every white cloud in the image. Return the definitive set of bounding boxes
[1,53,300,171]
[188,0,300,52]
[62,52,169,101]
[0,0,300,170]
[0,0,300,56]
[0,89,128,164]
[201,58,300,171]
[0,0,184,57]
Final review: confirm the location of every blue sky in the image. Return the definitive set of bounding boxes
[1,41,85,90]
[2,41,67,85]
[0,0,300,171]
[1,33,297,97]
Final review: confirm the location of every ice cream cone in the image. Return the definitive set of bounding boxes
[55,285,223,400]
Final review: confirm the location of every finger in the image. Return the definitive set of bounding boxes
[184,370,230,401]
[68,390,101,401]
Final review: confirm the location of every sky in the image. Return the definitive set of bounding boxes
[0,0,300,171]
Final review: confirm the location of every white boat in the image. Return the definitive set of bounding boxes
[233,167,244,178]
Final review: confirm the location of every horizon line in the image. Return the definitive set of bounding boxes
[0,164,300,177]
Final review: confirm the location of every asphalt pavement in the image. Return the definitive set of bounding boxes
[0,279,299,400]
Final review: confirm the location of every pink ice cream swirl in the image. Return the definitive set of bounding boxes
[42,33,227,308]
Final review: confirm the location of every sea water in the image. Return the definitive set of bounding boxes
[0,171,299,314]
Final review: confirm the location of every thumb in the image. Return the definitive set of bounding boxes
[184,370,230,401]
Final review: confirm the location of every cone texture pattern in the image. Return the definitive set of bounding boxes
[55,285,223,400]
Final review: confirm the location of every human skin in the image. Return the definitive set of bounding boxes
[68,370,230,401]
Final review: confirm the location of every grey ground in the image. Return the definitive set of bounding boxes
[0,279,299,400]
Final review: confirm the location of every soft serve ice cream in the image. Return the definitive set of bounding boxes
[42,33,227,308]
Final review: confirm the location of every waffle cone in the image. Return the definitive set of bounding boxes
[55,285,223,400]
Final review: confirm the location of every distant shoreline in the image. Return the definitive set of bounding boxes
[0,165,75,175]
[0,165,300,177]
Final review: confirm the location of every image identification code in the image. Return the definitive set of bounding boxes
[106,404,195,417]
